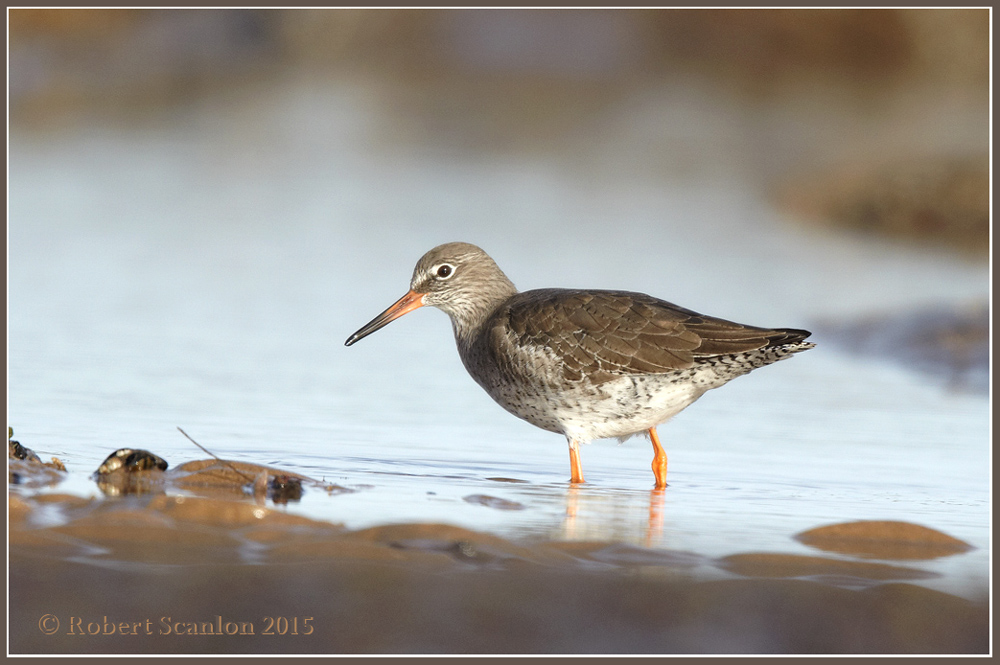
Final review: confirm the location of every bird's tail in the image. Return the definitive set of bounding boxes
[767,328,813,348]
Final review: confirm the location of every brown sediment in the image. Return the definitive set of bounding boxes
[462,494,527,511]
[347,522,571,567]
[173,459,309,488]
[146,495,328,529]
[773,153,989,257]
[716,552,936,581]
[7,490,988,654]
[5,440,986,654]
[9,458,68,489]
[9,494,35,523]
[544,540,707,570]
[172,459,352,497]
[795,520,973,560]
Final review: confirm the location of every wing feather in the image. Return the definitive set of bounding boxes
[496,289,810,385]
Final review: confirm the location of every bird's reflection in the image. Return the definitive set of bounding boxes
[646,487,666,546]
[564,484,581,536]
[562,483,668,547]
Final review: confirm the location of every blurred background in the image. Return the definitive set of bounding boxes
[9,8,989,213]
[7,9,990,545]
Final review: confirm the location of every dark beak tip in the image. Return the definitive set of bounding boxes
[345,290,423,349]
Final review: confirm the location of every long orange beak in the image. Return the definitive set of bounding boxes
[345,290,425,346]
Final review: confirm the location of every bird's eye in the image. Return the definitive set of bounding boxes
[435,264,454,279]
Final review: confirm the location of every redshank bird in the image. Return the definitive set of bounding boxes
[346,242,814,488]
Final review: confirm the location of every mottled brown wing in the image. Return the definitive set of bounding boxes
[501,289,809,383]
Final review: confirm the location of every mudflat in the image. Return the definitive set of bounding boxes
[8,456,988,655]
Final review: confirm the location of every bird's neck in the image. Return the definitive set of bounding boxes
[447,278,518,345]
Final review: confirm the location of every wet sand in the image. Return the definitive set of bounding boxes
[9,456,988,655]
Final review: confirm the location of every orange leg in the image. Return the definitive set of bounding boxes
[649,427,668,489]
[568,439,585,484]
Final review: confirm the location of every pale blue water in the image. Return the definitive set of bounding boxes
[8,78,989,599]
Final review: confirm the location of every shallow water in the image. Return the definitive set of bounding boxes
[8,77,989,601]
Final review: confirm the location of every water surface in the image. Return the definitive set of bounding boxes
[8,77,988,600]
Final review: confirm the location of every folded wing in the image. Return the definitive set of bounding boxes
[499,289,811,384]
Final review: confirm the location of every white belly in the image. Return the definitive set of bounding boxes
[483,370,715,443]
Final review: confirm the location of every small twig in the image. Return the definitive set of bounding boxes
[176,426,255,485]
